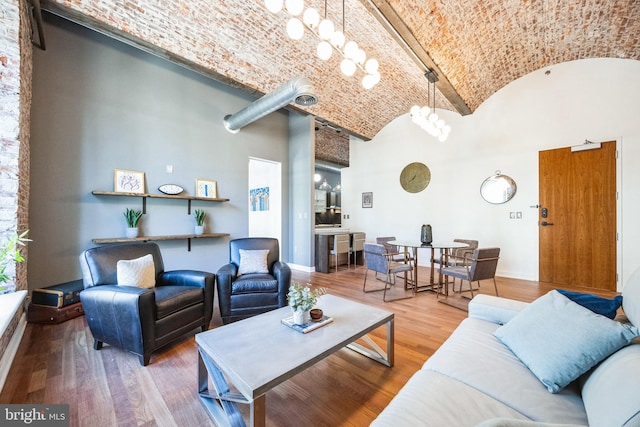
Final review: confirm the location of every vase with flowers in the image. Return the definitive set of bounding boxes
[287,282,326,325]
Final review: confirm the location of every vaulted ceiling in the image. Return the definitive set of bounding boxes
[41,0,640,142]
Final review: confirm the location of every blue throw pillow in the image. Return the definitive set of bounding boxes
[494,290,638,393]
[556,289,622,319]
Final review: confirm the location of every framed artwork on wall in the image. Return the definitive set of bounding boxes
[114,169,145,194]
[362,192,373,208]
[196,179,218,198]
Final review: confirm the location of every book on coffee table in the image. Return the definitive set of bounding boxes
[281,315,334,334]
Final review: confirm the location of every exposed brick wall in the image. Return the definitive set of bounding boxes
[315,126,349,166]
[0,0,31,363]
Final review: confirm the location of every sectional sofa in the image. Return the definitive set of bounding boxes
[371,268,640,426]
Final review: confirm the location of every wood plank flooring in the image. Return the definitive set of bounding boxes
[0,267,618,426]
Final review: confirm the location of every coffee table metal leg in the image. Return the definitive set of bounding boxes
[198,346,265,427]
[346,318,394,367]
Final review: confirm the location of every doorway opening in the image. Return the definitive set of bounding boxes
[248,158,282,254]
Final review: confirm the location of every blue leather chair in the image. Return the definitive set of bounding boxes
[216,238,291,324]
[79,242,215,365]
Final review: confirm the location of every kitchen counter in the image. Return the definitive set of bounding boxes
[314,229,362,273]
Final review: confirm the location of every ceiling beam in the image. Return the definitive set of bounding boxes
[363,0,473,115]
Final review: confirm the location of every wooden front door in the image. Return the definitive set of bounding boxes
[538,141,617,290]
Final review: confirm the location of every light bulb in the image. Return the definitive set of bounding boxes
[330,31,345,48]
[354,48,366,64]
[314,173,321,182]
[340,58,356,76]
[265,0,283,13]
[285,0,304,16]
[302,8,320,28]
[343,41,358,59]
[317,41,333,60]
[362,74,375,89]
[438,134,448,142]
[410,105,420,116]
[286,18,304,40]
[364,58,379,74]
[420,106,430,117]
[428,112,438,123]
[318,19,334,39]
[370,71,380,86]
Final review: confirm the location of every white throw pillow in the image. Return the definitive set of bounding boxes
[238,249,269,276]
[117,254,156,288]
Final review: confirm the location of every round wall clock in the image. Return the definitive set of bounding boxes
[400,162,431,193]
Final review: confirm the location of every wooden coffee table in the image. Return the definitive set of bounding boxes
[196,294,394,427]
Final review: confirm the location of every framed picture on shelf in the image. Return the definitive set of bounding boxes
[196,179,218,198]
[114,169,145,194]
[362,192,373,208]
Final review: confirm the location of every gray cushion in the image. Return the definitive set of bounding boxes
[581,344,640,427]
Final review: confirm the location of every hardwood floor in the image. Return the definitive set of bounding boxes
[0,267,618,426]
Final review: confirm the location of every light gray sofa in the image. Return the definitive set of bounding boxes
[371,267,640,427]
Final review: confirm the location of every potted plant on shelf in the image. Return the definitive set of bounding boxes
[287,282,326,325]
[194,209,206,235]
[124,208,142,238]
[0,230,31,295]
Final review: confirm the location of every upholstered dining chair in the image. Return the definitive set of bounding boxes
[363,243,414,302]
[79,242,215,365]
[330,234,350,272]
[216,237,291,324]
[440,247,500,298]
[376,236,410,262]
[350,232,366,268]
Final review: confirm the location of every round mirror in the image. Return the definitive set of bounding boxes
[480,171,517,204]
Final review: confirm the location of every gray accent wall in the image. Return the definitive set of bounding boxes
[28,12,300,289]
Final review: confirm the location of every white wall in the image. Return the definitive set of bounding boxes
[342,58,640,290]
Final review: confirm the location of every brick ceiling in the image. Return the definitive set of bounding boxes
[42,0,640,143]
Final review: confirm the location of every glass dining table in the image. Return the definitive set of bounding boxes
[388,240,469,295]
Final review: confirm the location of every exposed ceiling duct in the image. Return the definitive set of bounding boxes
[224,76,317,133]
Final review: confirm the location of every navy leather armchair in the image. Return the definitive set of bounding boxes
[216,238,291,324]
[79,242,215,365]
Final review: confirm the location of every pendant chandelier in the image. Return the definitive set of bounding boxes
[410,68,451,141]
[264,0,381,89]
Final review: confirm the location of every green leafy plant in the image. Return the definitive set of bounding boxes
[287,282,326,312]
[123,208,142,228]
[0,230,31,291]
[194,209,206,226]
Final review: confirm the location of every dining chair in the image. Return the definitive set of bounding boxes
[432,239,478,292]
[350,232,366,268]
[376,236,410,262]
[330,234,350,272]
[440,247,500,298]
[363,243,414,301]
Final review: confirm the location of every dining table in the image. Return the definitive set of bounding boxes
[388,240,469,296]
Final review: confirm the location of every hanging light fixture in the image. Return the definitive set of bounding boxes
[264,0,381,89]
[318,178,332,191]
[410,68,451,141]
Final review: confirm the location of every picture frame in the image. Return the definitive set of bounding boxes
[114,169,145,194]
[196,179,218,198]
[362,192,373,208]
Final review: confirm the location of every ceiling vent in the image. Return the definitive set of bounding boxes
[224,76,317,133]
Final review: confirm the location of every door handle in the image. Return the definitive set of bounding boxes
[540,221,554,226]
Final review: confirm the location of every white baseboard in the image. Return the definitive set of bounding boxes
[287,263,316,273]
[0,311,26,393]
